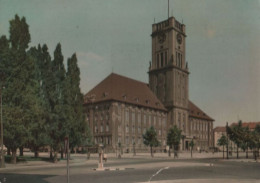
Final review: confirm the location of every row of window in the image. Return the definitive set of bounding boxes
[156,51,168,68]
[125,110,167,127]
[94,123,110,133]
[191,121,209,131]
[176,51,183,68]
[94,136,111,145]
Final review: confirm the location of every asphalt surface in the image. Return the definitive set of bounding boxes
[0,158,260,183]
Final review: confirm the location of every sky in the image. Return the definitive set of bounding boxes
[0,0,259,127]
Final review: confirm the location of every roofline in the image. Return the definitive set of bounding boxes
[84,99,168,112]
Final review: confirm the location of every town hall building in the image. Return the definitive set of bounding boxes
[84,16,214,152]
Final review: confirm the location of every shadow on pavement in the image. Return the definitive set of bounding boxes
[0,173,56,183]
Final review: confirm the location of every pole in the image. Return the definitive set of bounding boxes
[0,87,5,168]
[226,122,229,160]
[66,137,70,183]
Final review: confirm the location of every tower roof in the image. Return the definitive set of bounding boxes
[84,73,167,111]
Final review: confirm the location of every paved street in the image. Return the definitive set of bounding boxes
[0,152,260,183]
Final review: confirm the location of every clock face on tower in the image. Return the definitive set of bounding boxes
[177,33,182,44]
[158,33,166,44]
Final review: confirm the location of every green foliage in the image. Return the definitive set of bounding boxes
[0,15,92,163]
[143,126,160,147]
[167,125,181,150]
[65,53,89,148]
[189,140,195,148]
[217,134,228,147]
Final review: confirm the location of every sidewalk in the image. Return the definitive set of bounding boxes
[0,151,258,172]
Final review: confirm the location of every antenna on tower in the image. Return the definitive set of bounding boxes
[168,0,169,19]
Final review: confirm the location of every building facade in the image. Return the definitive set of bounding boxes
[84,74,168,152]
[84,16,214,152]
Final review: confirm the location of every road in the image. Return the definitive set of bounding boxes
[0,157,260,183]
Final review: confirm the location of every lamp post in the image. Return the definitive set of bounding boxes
[0,86,5,168]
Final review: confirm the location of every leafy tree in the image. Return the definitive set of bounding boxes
[227,120,244,159]
[143,126,160,157]
[189,140,195,158]
[167,125,181,157]
[26,45,51,157]
[254,125,260,158]
[48,43,67,162]
[3,15,33,164]
[65,54,89,151]
[217,134,228,159]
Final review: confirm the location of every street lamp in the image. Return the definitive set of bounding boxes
[0,85,5,168]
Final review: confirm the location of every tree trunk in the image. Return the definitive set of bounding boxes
[168,148,171,157]
[7,147,11,155]
[53,151,58,163]
[19,147,23,156]
[223,145,224,159]
[50,148,53,159]
[34,147,39,158]
[236,145,239,159]
[150,146,153,157]
[11,149,17,164]
[61,148,64,159]
[246,144,248,159]
[191,149,193,158]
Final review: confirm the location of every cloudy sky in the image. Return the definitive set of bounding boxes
[0,0,259,127]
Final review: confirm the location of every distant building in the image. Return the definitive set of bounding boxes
[213,122,260,151]
[84,16,214,152]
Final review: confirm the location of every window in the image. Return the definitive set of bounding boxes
[143,128,146,134]
[143,114,146,126]
[106,123,109,132]
[157,54,159,68]
[118,124,121,132]
[178,113,181,128]
[132,137,135,144]
[153,116,156,126]
[138,126,141,134]
[95,124,98,133]
[132,112,135,123]
[132,125,135,134]
[125,110,129,122]
[100,124,103,132]
[126,124,129,133]
[138,112,141,125]
[165,51,167,65]
[180,54,182,68]
[159,130,161,136]
[126,136,129,144]
[161,53,164,67]
[138,137,141,145]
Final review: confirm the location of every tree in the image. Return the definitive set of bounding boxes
[189,140,195,158]
[227,120,244,159]
[65,54,89,151]
[26,45,51,157]
[167,125,181,157]
[254,125,260,158]
[2,15,33,164]
[143,126,160,157]
[48,43,67,162]
[217,134,228,159]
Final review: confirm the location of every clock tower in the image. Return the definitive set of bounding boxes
[148,17,190,139]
